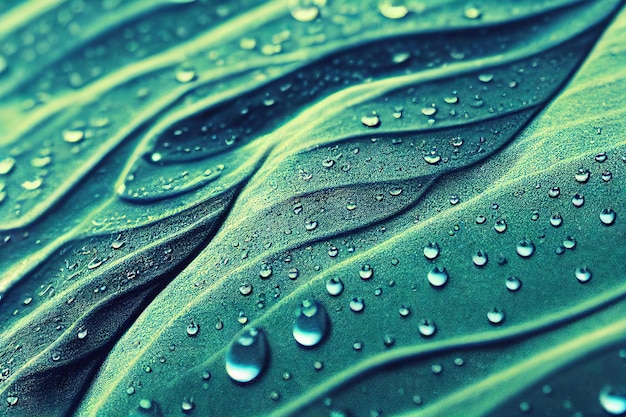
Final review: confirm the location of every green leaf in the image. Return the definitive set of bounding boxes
[0,1,625,416]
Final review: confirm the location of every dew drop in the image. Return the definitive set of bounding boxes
[259,265,273,279]
[359,264,374,280]
[505,276,522,292]
[305,220,318,231]
[595,152,608,163]
[472,250,488,267]
[475,215,487,224]
[361,112,380,128]
[6,396,18,407]
[478,73,494,83]
[550,213,563,227]
[288,267,299,280]
[186,321,200,337]
[418,319,437,337]
[602,171,613,182]
[288,0,320,22]
[175,67,196,83]
[563,236,577,250]
[575,266,592,283]
[449,195,460,205]
[421,106,437,116]
[0,158,16,175]
[383,334,395,347]
[599,385,626,415]
[181,398,194,413]
[600,208,617,226]
[326,278,344,296]
[328,246,339,258]
[398,305,411,317]
[571,193,585,208]
[77,328,88,340]
[548,186,560,198]
[293,300,329,347]
[516,238,535,258]
[239,283,253,296]
[427,267,448,288]
[349,297,365,313]
[574,168,590,183]
[487,308,505,325]
[423,152,441,165]
[62,129,84,143]
[464,5,482,19]
[378,0,408,19]
[130,399,162,417]
[494,219,507,233]
[225,327,269,383]
[423,242,440,260]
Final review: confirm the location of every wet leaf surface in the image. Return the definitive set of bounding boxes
[0,1,625,416]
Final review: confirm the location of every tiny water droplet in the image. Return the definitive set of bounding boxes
[516,238,535,258]
[600,208,616,226]
[359,264,374,280]
[487,308,505,325]
[326,278,344,296]
[423,242,440,260]
[293,300,329,347]
[505,276,522,291]
[225,327,269,383]
[472,251,488,267]
[571,193,585,208]
[349,297,365,313]
[575,267,592,283]
[599,385,626,415]
[550,213,563,227]
[427,267,448,288]
[418,319,437,337]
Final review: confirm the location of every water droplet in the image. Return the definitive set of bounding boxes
[361,112,380,128]
[531,210,540,221]
[595,152,608,163]
[288,267,299,280]
[259,265,273,279]
[550,213,563,227]
[571,193,585,208]
[398,305,411,317]
[423,242,440,260]
[321,158,335,168]
[427,267,448,288]
[288,0,320,22]
[421,106,437,117]
[181,398,194,413]
[472,250,488,267]
[516,238,535,258]
[225,327,269,383]
[349,297,365,313]
[548,186,560,198]
[478,73,494,83]
[328,246,339,258]
[600,208,617,226]
[464,5,482,19]
[6,396,18,407]
[359,264,374,280]
[574,168,590,183]
[21,177,43,190]
[575,266,592,283]
[175,67,196,83]
[239,283,253,296]
[505,276,522,291]
[476,215,487,224]
[563,236,577,250]
[449,195,460,205]
[494,219,507,233]
[423,152,441,165]
[326,278,344,296]
[0,158,16,175]
[130,399,162,417]
[186,321,200,337]
[602,171,613,182]
[305,220,318,231]
[77,328,88,339]
[444,96,459,104]
[418,319,437,337]
[378,0,408,19]
[487,308,505,325]
[293,300,329,347]
[62,129,84,143]
[599,385,626,415]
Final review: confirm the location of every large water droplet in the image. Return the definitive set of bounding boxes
[378,0,408,19]
[548,186,560,198]
[574,168,590,183]
[423,242,440,260]
[359,264,374,280]
[472,251,488,267]
[361,112,380,128]
[487,308,505,325]
[427,267,448,288]
[575,267,592,283]
[505,276,522,292]
[494,219,507,233]
[326,278,344,296]
[225,327,269,383]
[288,0,320,22]
[516,238,535,258]
[600,208,617,226]
[349,297,365,313]
[599,385,626,415]
[571,193,585,208]
[550,213,563,227]
[293,300,329,347]
[418,319,437,337]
